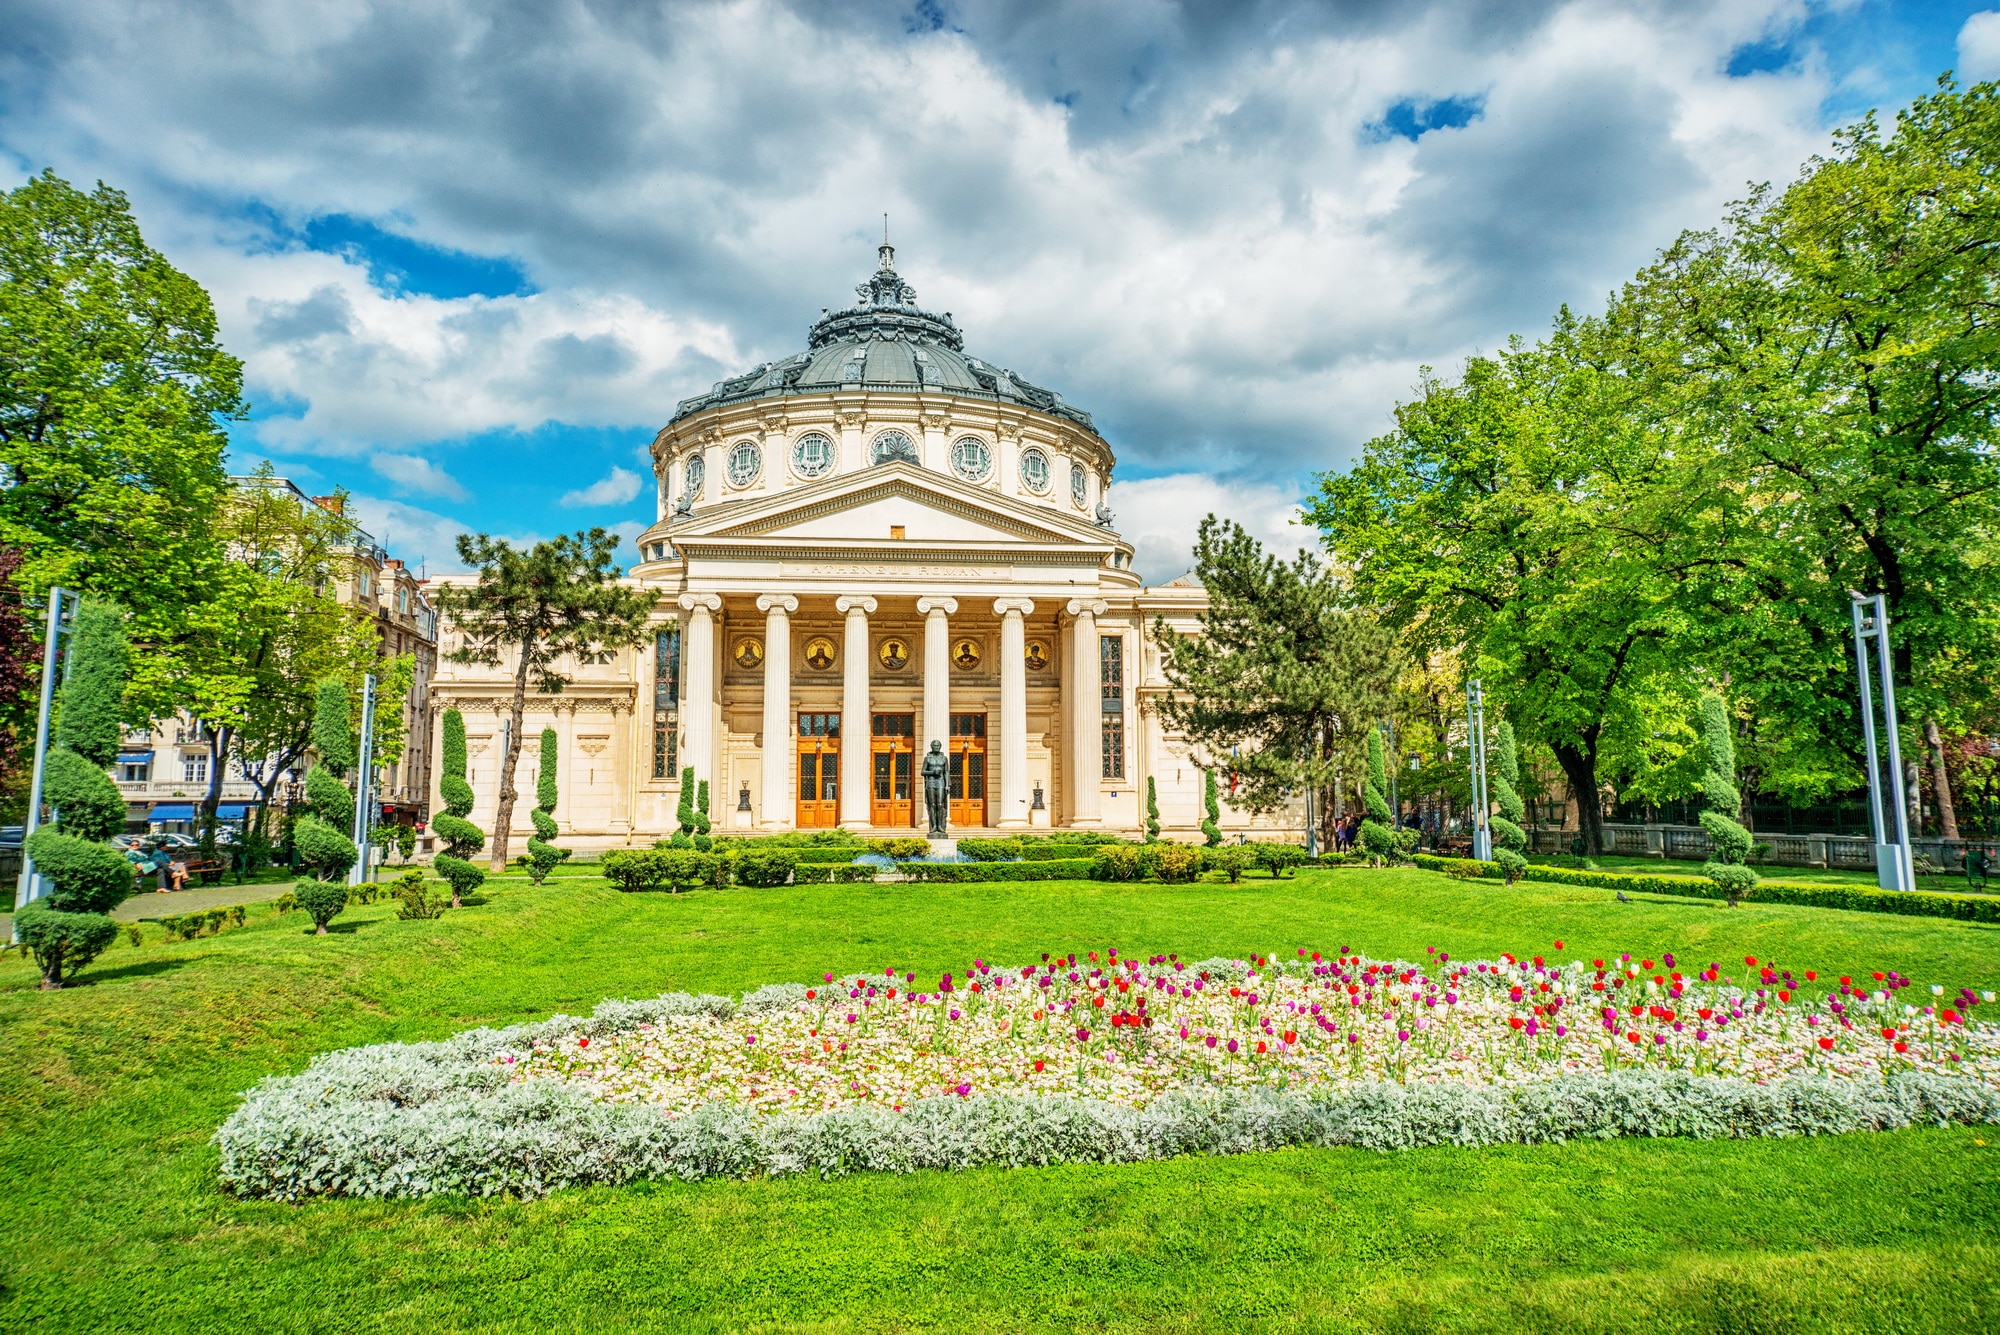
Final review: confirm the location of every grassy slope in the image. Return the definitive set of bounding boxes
[3,868,1998,1334]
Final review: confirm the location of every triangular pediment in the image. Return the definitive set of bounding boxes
[669,462,1113,549]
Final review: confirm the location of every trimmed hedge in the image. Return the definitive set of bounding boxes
[959,837,1126,862]
[1409,854,2000,924]
[793,864,881,885]
[898,859,1099,883]
[601,849,728,893]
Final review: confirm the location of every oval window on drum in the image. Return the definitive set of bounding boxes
[792,432,834,479]
[1019,446,1050,493]
[726,440,762,488]
[951,436,992,482]
[1070,461,1087,507]
[683,452,706,499]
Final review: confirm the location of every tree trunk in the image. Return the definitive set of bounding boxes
[1924,718,1960,840]
[1904,758,1923,844]
[199,722,234,861]
[1551,741,1604,856]
[488,640,534,870]
[316,922,327,935]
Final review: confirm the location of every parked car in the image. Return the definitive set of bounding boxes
[1,825,22,850]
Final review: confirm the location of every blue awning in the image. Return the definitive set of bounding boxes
[117,751,153,763]
[146,801,261,821]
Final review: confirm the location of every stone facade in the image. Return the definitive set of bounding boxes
[428,247,1302,849]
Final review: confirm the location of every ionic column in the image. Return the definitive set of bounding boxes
[917,596,957,754]
[837,595,876,829]
[1066,598,1108,826]
[757,593,797,829]
[994,599,1034,829]
[676,593,721,794]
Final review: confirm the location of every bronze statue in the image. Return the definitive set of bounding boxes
[921,739,949,836]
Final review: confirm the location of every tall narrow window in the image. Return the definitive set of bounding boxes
[1100,634,1125,779]
[653,625,681,779]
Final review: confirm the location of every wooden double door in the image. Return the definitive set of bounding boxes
[796,712,840,828]
[871,713,916,827]
[865,711,988,829]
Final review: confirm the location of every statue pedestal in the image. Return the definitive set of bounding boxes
[927,837,957,860]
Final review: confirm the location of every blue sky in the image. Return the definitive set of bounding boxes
[4,0,1997,580]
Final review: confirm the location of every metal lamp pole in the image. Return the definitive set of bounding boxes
[348,673,378,887]
[1849,593,1915,891]
[14,587,80,924]
[1468,679,1492,861]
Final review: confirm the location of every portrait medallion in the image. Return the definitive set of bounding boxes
[952,637,983,670]
[732,638,764,670]
[1024,639,1050,673]
[803,636,837,671]
[877,637,911,671]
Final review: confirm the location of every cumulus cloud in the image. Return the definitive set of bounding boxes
[559,465,643,509]
[1961,12,2000,80]
[370,451,470,501]
[1111,474,1311,587]
[0,0,1852,541]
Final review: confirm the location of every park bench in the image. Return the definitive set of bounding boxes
[180,857,229,887]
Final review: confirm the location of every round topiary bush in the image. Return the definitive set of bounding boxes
[293,879,350,934]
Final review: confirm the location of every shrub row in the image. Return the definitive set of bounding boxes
[154,905,250,941]
[793,864,881,885]
[1410,854,2000,924]
[958,837,1136,862]
[600,849,732,893]
[215,983,2000,1201]
[896,859,1100,883]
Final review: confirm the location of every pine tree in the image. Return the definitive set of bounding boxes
[432,707,486,906]
[1200,770,1222,846]
[1145,776,1161,843]
[1697,693,1758,906]
[1488,720,1530,882]
[292,678,357,882]
[1360,727,1396,862]
[525,726,564,885]
[18,600,132,988]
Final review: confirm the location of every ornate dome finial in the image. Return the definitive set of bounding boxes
[879,213,894,272]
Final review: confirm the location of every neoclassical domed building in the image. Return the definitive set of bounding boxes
[428,244,1296,847]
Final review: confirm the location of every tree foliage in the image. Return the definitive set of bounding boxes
[0,171,244,721]
[1155,517,1400,849]
[434,529,656,870]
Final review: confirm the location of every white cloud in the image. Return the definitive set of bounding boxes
[370,451,469,501]
[1,0,1837,502]
[1960,12,2000,81]
[343,494,545,575]
[559,465,643,509]
[1110,474,1311,586]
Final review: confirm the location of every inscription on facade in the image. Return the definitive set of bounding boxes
[780,563,1014,581]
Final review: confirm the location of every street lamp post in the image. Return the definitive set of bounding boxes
[1467,678,1492,861]
[348,673,378,887]
[14,587,80,926]
[1850,592,1915,892]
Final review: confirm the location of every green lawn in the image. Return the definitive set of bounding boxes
[3,867,1998,1333]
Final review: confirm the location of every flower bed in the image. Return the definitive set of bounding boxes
[217,945,2000,1200]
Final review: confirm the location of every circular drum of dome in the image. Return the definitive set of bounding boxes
[791,432,835,479]
[727,440,763,488]
[871,430,920,466]
[951,436,992,482]
[1019,446,1050,493]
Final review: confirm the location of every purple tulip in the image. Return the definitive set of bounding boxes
[1225,1039,1239,1053]
[1076,1027,1091,1042]
[1205,1035,1218,1048]
[1347,1033,1359,1043]
[1397,1030,1409,1042]
[949,1009,961,1020]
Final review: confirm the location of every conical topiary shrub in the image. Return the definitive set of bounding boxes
[1200,770,1222,846]
[1697,693,1758,907]
[525,726,565,885]
[431,708,487,906]
[671,766,696,848]
[1145,776,1161,843]
[1489,721,1530,882]
[293,679,358,882]
[1359,727,1396,863]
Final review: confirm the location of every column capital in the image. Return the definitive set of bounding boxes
[756,593,799,614]
[1064,598,1108,618]
[992,598,1036,618]
[836,595,878,615]
[917,596,959,616]
[677,592,722,613]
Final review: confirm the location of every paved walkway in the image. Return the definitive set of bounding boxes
[1,879,300,939]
